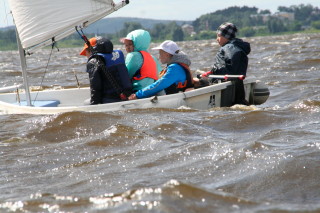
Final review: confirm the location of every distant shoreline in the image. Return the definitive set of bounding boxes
[1,30,320,51]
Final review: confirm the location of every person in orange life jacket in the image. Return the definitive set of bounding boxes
[128,40,194,100]
[80,36,132,104]
[120,29,162,92]
[197,22,251,79]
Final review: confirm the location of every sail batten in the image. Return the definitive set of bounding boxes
[8,0,128,51]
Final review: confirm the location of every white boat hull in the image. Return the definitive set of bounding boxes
[0,78,269,114]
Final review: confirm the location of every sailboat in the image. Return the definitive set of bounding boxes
[0,0,269,115]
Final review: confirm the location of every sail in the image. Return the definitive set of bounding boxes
[8,0,128,51]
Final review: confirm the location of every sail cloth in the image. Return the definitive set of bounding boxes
[8,0,128,51]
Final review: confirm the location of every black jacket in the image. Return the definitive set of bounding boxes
[86,53,132,105]
[212,38,251,76]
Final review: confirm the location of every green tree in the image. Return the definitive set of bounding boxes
[150,23,168,41]
[278,6,294,13]
[166,22,184,41]
[309,7,320,22]
[150,22,184,41]
[311,21,320,29]
[193,31,216,40]
[193,14,224,32]
[291,4,314,24]
[0,29,17,50]
[260,10,271,14]
[254,26,269,35]
[240,27,256,37]
[287,21,302,31]
[193,6,259,33]
[0,29,16,43]
[267,18,287,33]
[118,22,144,37]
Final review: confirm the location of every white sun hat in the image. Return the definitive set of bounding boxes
[152,40,180,55]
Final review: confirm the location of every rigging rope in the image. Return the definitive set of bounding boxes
[32,38,57,104]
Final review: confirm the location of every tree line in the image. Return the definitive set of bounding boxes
[192,4,320,39]
[1,4,320,51]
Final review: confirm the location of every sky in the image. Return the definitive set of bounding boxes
[1,0,320,28]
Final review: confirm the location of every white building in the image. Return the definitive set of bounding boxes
[182,24,195,35]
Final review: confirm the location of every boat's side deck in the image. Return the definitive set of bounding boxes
[0,78,268,114]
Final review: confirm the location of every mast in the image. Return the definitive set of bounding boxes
[16,30,32,106]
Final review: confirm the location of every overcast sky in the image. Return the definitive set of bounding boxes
[1,0,320,27]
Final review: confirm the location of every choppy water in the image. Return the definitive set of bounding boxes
[0,33,320,212]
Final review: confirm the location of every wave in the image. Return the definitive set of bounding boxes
[1,179,319,212]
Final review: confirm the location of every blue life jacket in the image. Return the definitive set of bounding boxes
[92,50,132,101]
[96,50,125,68]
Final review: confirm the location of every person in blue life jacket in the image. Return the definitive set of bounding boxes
[120,29,162,92]
[195,22,251,105]
[79,36,132,104]
[128,40,194,100]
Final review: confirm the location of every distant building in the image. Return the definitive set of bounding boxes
[251,12,295,23]
[250,14,271,22]
[274,12,295,21]
[311,8,320,15]
[182,24,195,35]
[262,14,271,22]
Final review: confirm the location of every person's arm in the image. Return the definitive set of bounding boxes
[200,48,229,77]
[135,64,185,99]
[86,59,103,105]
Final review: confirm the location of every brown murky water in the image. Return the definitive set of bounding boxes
[0,33,320,212]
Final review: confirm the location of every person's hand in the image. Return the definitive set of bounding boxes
[196,70,212,79]
[128,93,137,100]
[195,69,206,75]
[201,71,212,78]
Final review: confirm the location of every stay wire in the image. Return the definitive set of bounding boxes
[33,40,56,104]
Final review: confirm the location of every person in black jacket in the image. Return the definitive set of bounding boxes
[80,37,132,104]
[201,22,251,77]
[196,22,251,105]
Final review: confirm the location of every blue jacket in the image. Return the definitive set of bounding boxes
[136,63,187,99]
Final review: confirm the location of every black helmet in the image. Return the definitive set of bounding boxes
[93,36,113,54]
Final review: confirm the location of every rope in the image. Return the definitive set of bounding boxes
[33,39,56,104]
[74,70,80,88]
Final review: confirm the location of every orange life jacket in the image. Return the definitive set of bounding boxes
[132,51,158,81]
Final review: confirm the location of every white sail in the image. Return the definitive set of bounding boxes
[8,0,128,51]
